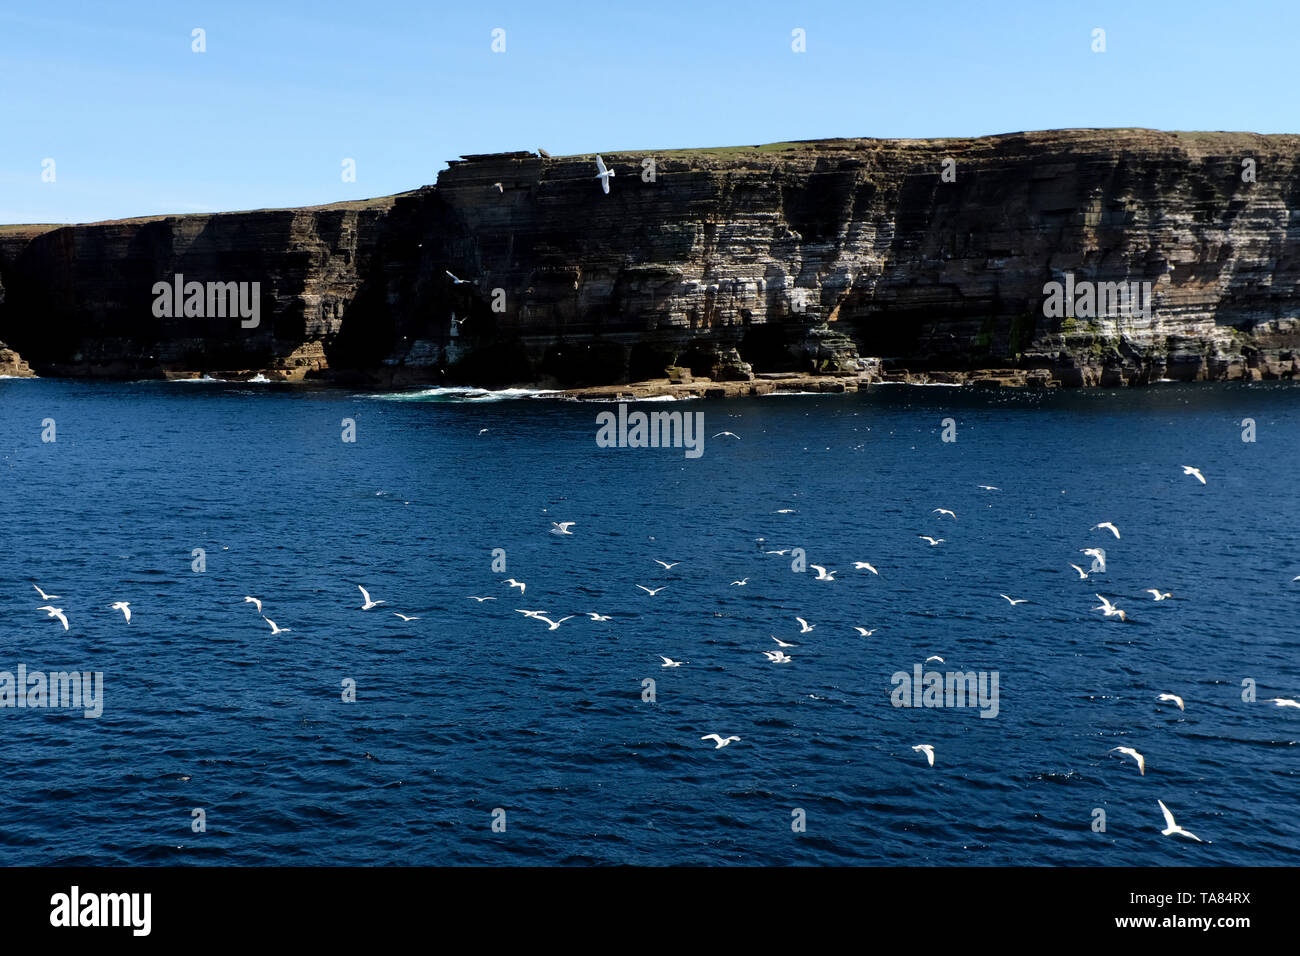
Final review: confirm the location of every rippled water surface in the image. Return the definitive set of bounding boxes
[0,379,1297,865]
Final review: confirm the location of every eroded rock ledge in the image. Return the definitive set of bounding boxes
[1,129,1298,389]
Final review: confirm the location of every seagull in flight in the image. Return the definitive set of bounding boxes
[1093,522,1121,539]
[1093,594,1127,621]
[764,549,791,556]
[762,650,793,663]
[550,521,576,535]
[1145,589,1172,601]
[1181,465,1206,485]
[263,616,291,636]
[393,612,420,622]
[586,612,612,622]
[795,617,815,633]
[853,626,877,636]
[637,585,667,596]
[659,656,687,667]
[1069,564,1090,579]
[1081,548,1107,572]
[243,596,263,613]
[918,536,944,546]
[1110,746,1145,775]
[594,155,615,193]
[653,560,679,570]
[37,605,68,631]
[109,601,131,623]
[1267,697,1300,709]
[730,578,749,586]
[358,586,386,610]
[33,585,61,601]
[912,744,935,767]
[515,609,549,618]
[503,579,526,594]
[772,635,797,648]
[1157,693,1185,711]
[924,655,944,664]
[712,431,740,439]
[999,594,1028,605]
[445,270,471,285]
[467,596,497,602]
[932,508,957,519]
[810,565,837,581]
[701,734,740,749]
[1157,800,1205,842]
[977,485,1000,491]
[853,561,879,574]
[534,614,575,631]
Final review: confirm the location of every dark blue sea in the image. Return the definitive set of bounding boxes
[0,378,1297,865]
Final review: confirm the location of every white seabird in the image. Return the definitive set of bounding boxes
[1110,746,1146,775]
[912,744,935,766]
[37,605,68,631]
[701,734,740,749]
[1093,594,1127,621]
[109,601,131,623]
[1181,465,1206,485]
[1157,800,1204,842]
[594,155,616,194]
[1081,548,1107,572]
[534,614,575,631]
[358,585,386,610]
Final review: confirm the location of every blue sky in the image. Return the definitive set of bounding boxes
[3,0,1297,224]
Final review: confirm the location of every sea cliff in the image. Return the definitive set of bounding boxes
[2,129,1298,389]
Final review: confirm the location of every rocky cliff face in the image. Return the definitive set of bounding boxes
[2,129,1299,386]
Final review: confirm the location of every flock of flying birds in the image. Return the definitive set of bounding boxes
[24,452,1298,849]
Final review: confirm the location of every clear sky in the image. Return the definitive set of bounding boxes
[3,0,1297,224]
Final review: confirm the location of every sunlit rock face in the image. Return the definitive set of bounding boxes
[2,130,1298,386]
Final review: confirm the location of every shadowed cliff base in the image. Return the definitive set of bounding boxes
[2,129,1298,390]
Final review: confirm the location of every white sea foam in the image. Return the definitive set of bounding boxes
[577,393,697,403]
[364,386,553,403]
